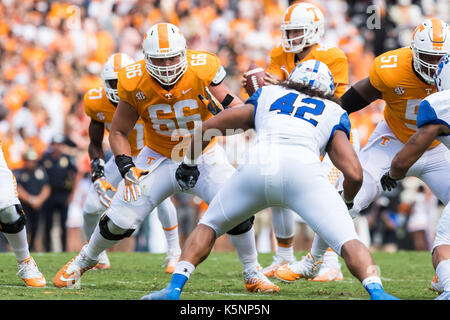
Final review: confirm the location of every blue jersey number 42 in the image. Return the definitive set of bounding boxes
[269,93,325,126]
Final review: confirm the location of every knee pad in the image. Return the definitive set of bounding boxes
[99,215,135,241]
[226,216,255,235]
[0,204,26,234]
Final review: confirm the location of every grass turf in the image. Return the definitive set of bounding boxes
[0,250,439,300]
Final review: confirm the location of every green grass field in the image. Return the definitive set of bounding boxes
[0,250,439,300]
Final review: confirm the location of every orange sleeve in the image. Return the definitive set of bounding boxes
[117,68,138,109]
[267,46,286,80]
[368,58,387,93]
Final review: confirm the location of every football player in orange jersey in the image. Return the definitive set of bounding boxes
[278,18,450,286]
[54,23,279,294]
[82,52,182,273]
[242,2,350,282]
[0,143,46,287]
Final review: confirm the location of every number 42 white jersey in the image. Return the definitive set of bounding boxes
[246,85,351,158]
[417,89,450,149]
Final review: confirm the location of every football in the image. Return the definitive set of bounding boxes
[243,63,265,96]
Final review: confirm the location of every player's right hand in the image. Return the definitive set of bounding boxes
[176,163,200,191]
[380,171,398,192]
[94,177,116,207]
[123,167,149,202]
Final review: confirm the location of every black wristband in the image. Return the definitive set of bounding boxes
[340,87,370,114]
[115,155,135,178]
[90,158,105,182]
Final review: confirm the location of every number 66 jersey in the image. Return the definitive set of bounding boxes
[248,85,351,160]
[117,49,225,160]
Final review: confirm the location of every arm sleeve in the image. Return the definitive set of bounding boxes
[329,112,352,142]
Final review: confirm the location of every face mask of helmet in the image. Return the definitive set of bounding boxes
[104,78,119,104]
[144,51,187,86]
[412,49,446,84]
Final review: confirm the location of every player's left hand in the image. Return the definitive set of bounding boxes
[380,171,398,192]
[176,163,200,191]
[123,167,149,201]
[339,190,354,210]
[199,87,224,115]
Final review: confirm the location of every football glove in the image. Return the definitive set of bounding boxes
[115,155,149,202]
[380,171,398,192]
[93,177,116,208]
[176,162,200,191]
[123,167,149,202]
[198,87,224,115]
[90,158,105,182]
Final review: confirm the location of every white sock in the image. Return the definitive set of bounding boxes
[310,234,329,261]
[3,228,30,262]
[436,259,450,292]
[174,260,196,279]
[228,227,259,272]
[84,225,119,260]
[163,225,181,256]
[82,212,102,242]
[276,243,295,262]
[362,276,382,288]
[323,248,339,265]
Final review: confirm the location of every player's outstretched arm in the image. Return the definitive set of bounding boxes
[326,130,363,204]
[389,124,446,180]
[109,100,139,157]
[340,77,381,114]
[208,82,243,109]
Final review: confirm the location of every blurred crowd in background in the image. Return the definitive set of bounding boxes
[0,0,448,254]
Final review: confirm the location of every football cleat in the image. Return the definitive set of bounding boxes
[366,283,400,300]
[243,266,280,293]
[141,285,181,300]
[262,255,294,278]
[274,252,322,283]
[17,257,47,288]
[431,274,444,293]
[92,251,110,270]
[435,291,450,300]
[165,252,180,274]
[53,245,98,288]
[308,261,344,282]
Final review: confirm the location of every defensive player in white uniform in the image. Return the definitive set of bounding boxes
[0,145,46,287]
[380,55,450,300]
[142,60,399,300]
[82,53,181,272]
[53,23,278,293]
[279,18,450,284]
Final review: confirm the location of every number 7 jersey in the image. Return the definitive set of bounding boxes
[117,49,225,160]
[369,47,438,148]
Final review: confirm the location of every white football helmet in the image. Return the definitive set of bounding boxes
[289,59,335,95]
[411,18,450,84]
[434,54,450,91]
[101,53,135,104]
[280,3,325,53]
[142,23,188,86]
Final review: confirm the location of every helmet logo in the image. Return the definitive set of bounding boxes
[307,7,320,22]
[412,24,424,40]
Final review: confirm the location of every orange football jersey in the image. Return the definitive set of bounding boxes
[267,43,349,97]
[84,86,144,156]
[369,47,438,148]
[117,49,223,160]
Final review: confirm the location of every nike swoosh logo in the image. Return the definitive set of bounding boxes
[182,88,192,94]
[60,274,73,282]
